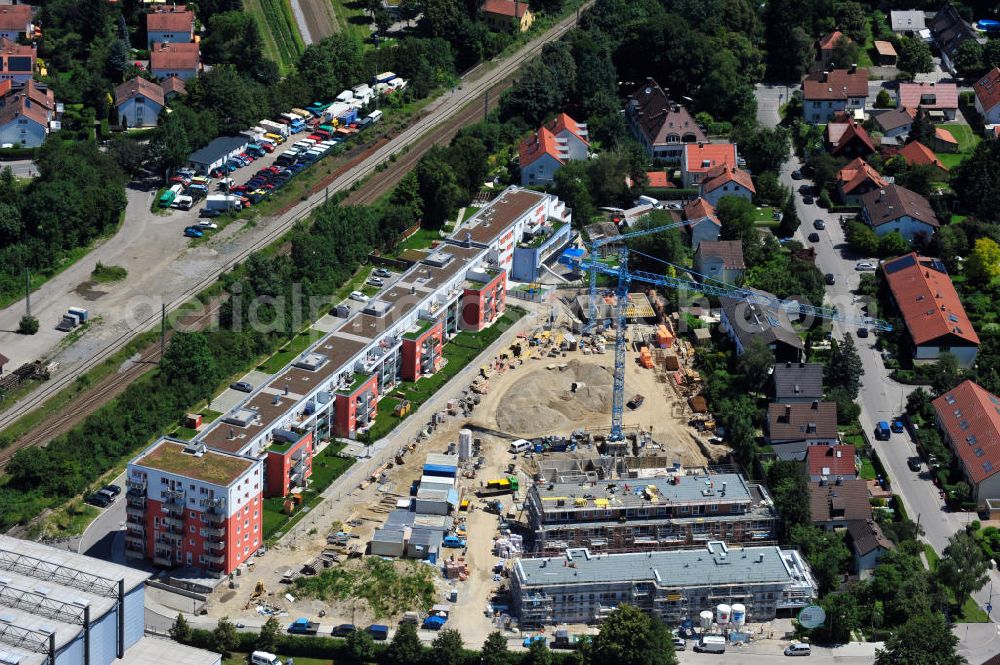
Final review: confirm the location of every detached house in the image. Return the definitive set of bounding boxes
[815,31,849,69]
[874,107,916,145]
[930,4,985,74]
[766,401,839,459]
[682,197,721,250]
[0,38,34,84]
[115,77,165,128]
[149,41,200,81]
[0,79,59,148]
[694,240,744,285]
[847,520,894,576]
[518,113,588,186]
[895,140,948,178]
[481,0,534,32]
[973,67,1000,125]
[680,142,737,187]
[933,380,1000,507]
[0,5,32,40]
[802,66,868,124]
[772,362,824,403]
[625,78,705,162]
[860,184,939,242]
[882,253,979,367]
[898,81,958,121]
[720,289,804,364]
[146,5,195,49]
[805,444,859,482]
[699,164,755,207]
[808,479,872,531]
[836,157,887,205]
[826,116,875,157]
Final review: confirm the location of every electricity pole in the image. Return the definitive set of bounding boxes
[24,268,30,318]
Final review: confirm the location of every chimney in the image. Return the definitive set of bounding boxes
[807,422,817,433]
[850,63,857,74]
[785,404,792,421]
[821,71,829,83]
[811,400,819,410]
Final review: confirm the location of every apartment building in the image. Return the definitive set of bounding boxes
[264,428,312,497]
[125,437,263,576]
[511,542,817,626]
[525,472,778,554]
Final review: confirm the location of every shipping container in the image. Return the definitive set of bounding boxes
[373,71,397,85]
[291,108,312,121]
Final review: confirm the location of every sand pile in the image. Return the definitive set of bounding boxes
[496,359,613,435]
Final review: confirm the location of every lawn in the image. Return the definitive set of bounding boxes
[329,0,372,44]
[461,206,481,222]
[387,228,443,257]
[936,123,981,169]
[259,329,326,374]
[753,206,779,226]
[859,458,877,481]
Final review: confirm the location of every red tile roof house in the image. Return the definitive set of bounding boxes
[802,66,868,124]
[933,380,1000,508]
[680,142,737,188]
[859,183,939,243]
[625,77,706,162]
[836,157,888,205]
[698,164,755,207]
[518,112,588,186]
[0,38,35,85]
[826,116,876,158]
[481,0,534,32]
[931,126,959,154]
[894,140,949,178]
[882,252,978,367]
[114,76,165,128]
[815,30,849,69]
[149,41,200,81]
[808,479,873,531]
[0,5,32,41]
[897,81,958,121]
[804,444,859,482]
[146,4,195,50]
[694,239,745,285]
[682,197,721,250]
[0,79,59,148]
[974,67,1000,125]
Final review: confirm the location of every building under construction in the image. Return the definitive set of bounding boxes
[510,541,817,626]
[525,471,778,554]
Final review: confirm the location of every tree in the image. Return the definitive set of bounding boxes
[837,1,870,44]
[17,315,38,335]
[591,604,677,665]
[825,336,864,399]
[845,220,879,256]
[827,385,861,424]
[874,611,966,665]
[107,135,146,177]
[767,460,810,536]
[384,621,422,665]
[169,613,192,642]
[416,148,463,228]
[739,337,775,393]
[732,124,790,174]
[716,196,757,257]
[878,231,909,258]
[791,525,851,594]
[954,38,984,79]
[554,160,595,226]
[257,616,281,654]
[897,37,933,74]
[480,631,511,665]
[778,194,801,238]
[212,617,239,656]
[939,531,989,605]
[875,89,893,109]
[908,109,933,146]
[813,591,862,644]
[525,638,553,665]
[346,627,377,662]
[966,237,1000,282]
[430,629,465,665]
[831,37,861,70]
[161,332,217,401]
[374,8,394,36]
[930,352,961,394]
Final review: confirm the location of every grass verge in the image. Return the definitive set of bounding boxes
[90,262,128,283]
[243,0,304,72]
[262,442,354,541]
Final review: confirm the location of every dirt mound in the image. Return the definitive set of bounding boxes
[496,359,613,435]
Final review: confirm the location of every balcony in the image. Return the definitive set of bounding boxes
[203,553,224,565]
[162,515,184,529]
[200,496,226,510]
[200,526,225,539]
[125,534,145,550]
[290,472,305,487]
[158,531,183,545]
[291,448,305,462]
[153,554,174,567]
[205,539,225,552]
[126,506,145,520]
[163,488,185,501]
[292,459,305,475]
[126,478,146,492]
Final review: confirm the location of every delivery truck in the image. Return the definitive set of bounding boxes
[205,194,242,212]
[259,119,289,138]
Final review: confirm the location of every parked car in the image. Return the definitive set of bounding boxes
[891,419,905,433]
[331,624,356,637]
[808,232,820,242]
[813,219,826,230]
[366,277,383,287]
[855,261,876,271]
[791,170,803,180]
[802,195,814,205]
[197,221,219,230]
[230,381,253,393]
[825,273,836,285]
[908,457,922,472]
[673,637,686,651]
[857,327,869,338]
[350,291,368,302]
[183,227,204,238]
[373,268,392,278]
[86,493,111,508]
[784,642,811,657]
[103,484,122,496]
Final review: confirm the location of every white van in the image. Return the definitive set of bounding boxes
[636,194,664,209]
[251,652,282,665]
[510,439,531,454]
[784,642,811,656]
[694,635,726,653]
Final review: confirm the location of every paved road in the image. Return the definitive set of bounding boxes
[0,4,593,434]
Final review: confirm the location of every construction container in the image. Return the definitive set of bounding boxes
[183,413,202,429]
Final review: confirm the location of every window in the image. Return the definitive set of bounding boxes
[189,539,195,546]
[190,511,196,518]
[189,526,195,533]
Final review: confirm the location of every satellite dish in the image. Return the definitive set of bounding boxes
[798,605,826,629]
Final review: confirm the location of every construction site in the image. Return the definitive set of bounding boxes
[184,283,787,647]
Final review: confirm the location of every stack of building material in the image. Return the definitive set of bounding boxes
[494,533,524,558]
[443,556,470,580]
[639,346,654,368]
[656,325,674,348]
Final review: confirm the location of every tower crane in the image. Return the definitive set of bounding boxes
[561,237,892,443]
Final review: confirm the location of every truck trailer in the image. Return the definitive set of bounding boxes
[205,194,242,212]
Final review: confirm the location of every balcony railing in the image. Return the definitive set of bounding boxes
[162,515,183,529]
[158,531,183,545]
[292,460,305,475]
[200,497,226,510]
[162,488,185,500]
[153,554,174,567]
[125,535,145,550]
[290,472,305,487]
[126,506,145,520]
[200,526,224,539]
[126,479,146,491]
[205,539,225,552]
[203,553,224,565]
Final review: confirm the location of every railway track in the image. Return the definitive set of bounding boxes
[0,2,593,460]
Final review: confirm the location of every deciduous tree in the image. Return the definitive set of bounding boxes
[257,616,281,654]
[385,621,423,665]
[480,631,511,665]
[965,237,1000,282]
[825,336,864,399]
[897,37,933,74]
[874,612,966,665]
[212,617,239,656]
[939,531,989,605]
[591,604,677,665]
[430,629,466,665]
